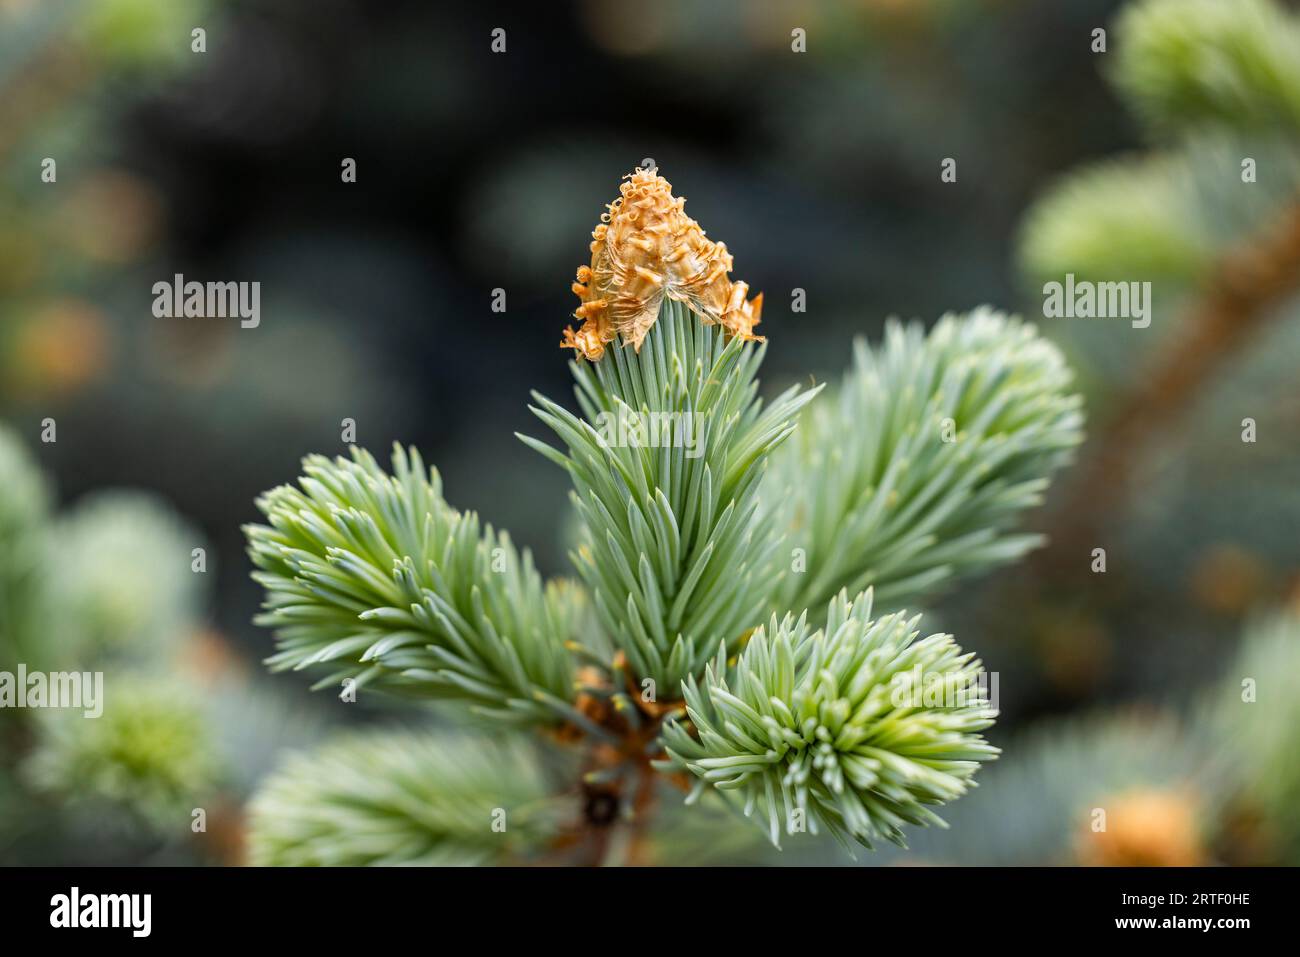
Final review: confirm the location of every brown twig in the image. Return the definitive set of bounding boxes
[621,762,660,867]
[543,657,688,866]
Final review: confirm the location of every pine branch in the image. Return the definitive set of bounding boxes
[244,444,579,728]
[768,308,1083,619]
[524,299,818,691]
[240,166,1083,863]
[660,589,998,851]
[248,730,567,866]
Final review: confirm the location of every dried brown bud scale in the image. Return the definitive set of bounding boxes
[562,167,764,360]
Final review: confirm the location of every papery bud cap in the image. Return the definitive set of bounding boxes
[562,167,764,360]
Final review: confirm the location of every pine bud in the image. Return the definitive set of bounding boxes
[562,167,764,360]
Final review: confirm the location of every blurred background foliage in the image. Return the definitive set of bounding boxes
[1,0,1298,865]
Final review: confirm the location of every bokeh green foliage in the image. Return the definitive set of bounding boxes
[23,675,215,825]
[1020,0,1300,293]
[75,0,210,71]
[1109,0,1300,137]
[0,424,220,859]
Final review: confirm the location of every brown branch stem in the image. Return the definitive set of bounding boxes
[543,659,688,866]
